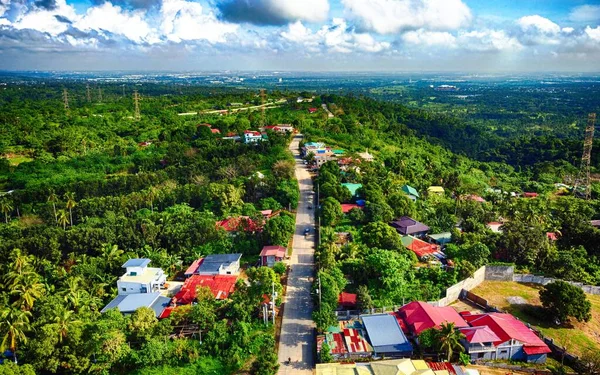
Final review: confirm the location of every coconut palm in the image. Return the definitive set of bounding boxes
[64,192,77,226]
[47,190,59,224]
[100,244,124,270]
[436,322,465,362]
[0,199,13,223]
[52,307,80,342]
[10,274,45,311]
[0,307,31,362]
[57,209,69,230]
[145,187,157,212]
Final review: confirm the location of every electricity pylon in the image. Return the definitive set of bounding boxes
[574,113,597,200]
[63,88,69,111]
[86,84,91,102]
[133,90,141,121]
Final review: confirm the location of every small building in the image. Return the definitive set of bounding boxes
[463,312,551,363]
[523,192,539,198]
[361,313,413,357]
[101,291,171,317]
[428,232,452,246]
[116,259,166,295]
[217,216,263,233]
[260,245,286,267]
[460,326,501,361]
[172,274,237,304]
[358,150,374,162]
[390,216,430,238]
[314,154,337,167]
[261,124,294,133]
[486,222,503,233]
[185,254,242,276]
[590,219,600,228]
[463,194,486,203]
[338,292,357,309]
[396,301,468,337]
[401,185,419,201]
[222,132,242,141]
[427,186,445,196]
[401,236,443,260]
[244,130,263,143]
[341,203,362,213]
[341,183,362,198]
[308,107,318,113]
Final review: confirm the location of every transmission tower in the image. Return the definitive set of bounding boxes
[98,87,103,103]
[574,113,597,200]
[63,88,69,111]
[86,84,91,102]
[260,88,266,126]
[133,90,141,121]
[122,84,125,97]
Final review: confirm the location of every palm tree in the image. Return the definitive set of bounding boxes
[0,199,13,223]
[64,192,77,226]
[436,322,465,362]
[47,190,59,224]
[52,307,80,342]
[100,244,124,270]
[10,274,45,311]
[145,187,157,212]
[0,307,31,363]
[57,209,69,230]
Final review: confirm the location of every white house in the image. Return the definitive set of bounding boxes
[116,259,166,295]
[244,130,264,143]
[188,254,243,276]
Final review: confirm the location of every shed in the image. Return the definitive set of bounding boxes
[427,186,445,195]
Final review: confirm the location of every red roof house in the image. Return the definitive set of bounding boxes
[308,107,318,113]
[397,301,468,336]
[523,192,539,198]
[460,325,501,344]
[217,216,262,233]
[260,245,286,267]
[546,232,558,241]
[464,194,486,203]
[184,258,204,276]
[211,128,221,134]
[338,292,357,309]
[173,274,237,304]
[341,203,362,213]
[464,313,551,359]
[401,236,441,259]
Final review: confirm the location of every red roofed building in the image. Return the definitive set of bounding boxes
[459,325,501,361]
[546,232,558,241]
[397,301,468,336]
[211,128,221,134]
[341,204,362,213]
[338,292,357,309]
[400,236,442,259]
[260,245,286,267]
[463,312,551,363]
[308,107,318,113]
[217,216,263,233]
[463,194,486,203]
[523,192,539,198]
[173,274,237,304]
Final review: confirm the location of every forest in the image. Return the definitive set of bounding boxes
[0,78,599,373]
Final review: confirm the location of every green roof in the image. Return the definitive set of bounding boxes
[332,149,345,155]
[401,236,415,247]
[341,183,362,196]
[428,232,452,244]
[401,184,419,198]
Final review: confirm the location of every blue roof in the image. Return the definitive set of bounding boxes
[122,258,151,268]
[361,314,413,354]
[101,292,168,317]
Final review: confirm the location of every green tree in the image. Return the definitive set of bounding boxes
[0,362,36,375]
[319,342,334,363]
[360,221,402,250]
[0,199,13,224]
[64,192,77,226]
[57,209,69,230]
[356,285,373,310]
[264,212,295,246]
[128,307,158,341]
[0,308,31,361]
[47,190,59,224]
[540,281,592,323]
[321,197,342,227]
[436,322,465,362]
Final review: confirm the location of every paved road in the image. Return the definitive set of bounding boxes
[278,135,316,375]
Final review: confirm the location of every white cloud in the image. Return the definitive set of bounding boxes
[281,18,389,54]
[569,5,600,23]
[12,0,78,36]
[402,29,456,47]
[516,15,561,45]
[75,3,156,44]
[562,27,574,34]
[585,26,600,42]
[341,0,472,34]
[263,0,329,23]
[457,29,522,52]
[161,0,238,43]
[0,0,9,17]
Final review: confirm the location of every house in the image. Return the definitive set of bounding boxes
[463,312,551,363]
[401,236,443,260]
[523,192,539,198]
[260,245,286,267]
[217,216,263,233]
[101,291,171,318]
[314,154,337,167]
[427,186,445,196]
[308,107,318,113]
[222,132,242,141]
[591,220,600,228]
[460,326,501,361]
[187,253,242,276]
[390,216,430,238]
[116,259,166,295]
[197,123,221,134]
[428,232,452,246]
[261,124,294,133]
[546,232,558,241]
[463,194,486,203]
[396,301,468,337]
[341,183,362,198]
[486,222,503,233]
[358,150,374,162]
[316,359,459,375]
[244,130,264,143]
[338,292,357,309]
[341,203,362,213]
[172,274,237,304]
[401,185,419,201]
[361,314,413,357]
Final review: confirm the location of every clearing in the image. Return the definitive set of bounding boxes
[471,281,600,356]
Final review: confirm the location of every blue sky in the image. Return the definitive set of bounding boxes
[0,0,599,71]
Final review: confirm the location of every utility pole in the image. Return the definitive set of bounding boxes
[133,90,141,121]
[574,113,596,200]
[260,88,266,127]
[98,87,102,103]
[122,84,125,97]
[62,88,69,111]
[86,84,91,102]
[318,276,322,308]
[271,281,276,325]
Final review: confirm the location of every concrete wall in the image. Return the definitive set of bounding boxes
[435,266,487,306]
[514,273,600,295]
[485,265,514,281]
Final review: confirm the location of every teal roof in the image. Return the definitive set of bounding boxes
[401,185,419,198]
[341,183,362,196]
[332,149,345,155]
[428,232,452,244]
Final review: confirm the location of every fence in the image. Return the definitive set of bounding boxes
[334,305,403,319]
[514,274,600,295]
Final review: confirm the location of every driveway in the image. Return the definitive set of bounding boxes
[277,134,316,375]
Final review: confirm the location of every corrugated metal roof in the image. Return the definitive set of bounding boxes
[361,314,412,354]
[122,258,151,268]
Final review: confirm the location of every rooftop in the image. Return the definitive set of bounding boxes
[459,325,501,344]
[361,313,413,354]
[260,245,286,257]
[401,236,441,258]
[197,253,242,274]
[401,185,419,198]
[338,292,357,307]
[101,292,170,317]
[390,216,430,235]
[341,183,362,197]
[173,274,237,304]
[398,301,468,335]
[122,258,151,268]
[120,267,164,284]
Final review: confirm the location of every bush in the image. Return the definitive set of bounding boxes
[273,262,286,275]
[540,280,591,323]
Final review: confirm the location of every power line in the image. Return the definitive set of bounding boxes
[133,90,141,121]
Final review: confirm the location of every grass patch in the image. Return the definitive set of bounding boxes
[130,356,228,375]
[472,281,600,356]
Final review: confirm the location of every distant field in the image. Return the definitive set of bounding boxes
[472,281,600,356]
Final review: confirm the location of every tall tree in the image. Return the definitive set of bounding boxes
[57,209,69,230]
[0,199,13,224]
[436,322,465,362]
[47,190,59,224]
[64,192,77,226]
[0,308,31,363]
[540,281,592,323]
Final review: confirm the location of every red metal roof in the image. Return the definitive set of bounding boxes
[546,232,558,241]
[338,292,357,307]
[464,313,550,354]
[217,216,262,232]
[524,192,539,198]
[184,258,203,276]
[173,275,237,304]
[464,194,486,203]
[210,129,221,134]
[308,107,318,113]
[460,326,501,343]
[427,362,456,374]
[404,237,440,258]
[341,204,361,213]
[343,328,371,353]
[260,245,286,258]
[398,301,468,335]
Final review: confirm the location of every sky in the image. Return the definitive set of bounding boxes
[0,0,599,71]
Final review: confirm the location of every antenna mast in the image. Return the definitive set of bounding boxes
[260,88,266,126]
[574,113,597,200]
[133,90,141,121]
[63,88,69,111]
[98,87,103,103]
[86,84,91,102]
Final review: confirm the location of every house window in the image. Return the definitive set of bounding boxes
[478,353,484,359]
[500,349,508,354]
[227,271,231,275]
[122,288,126,292]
